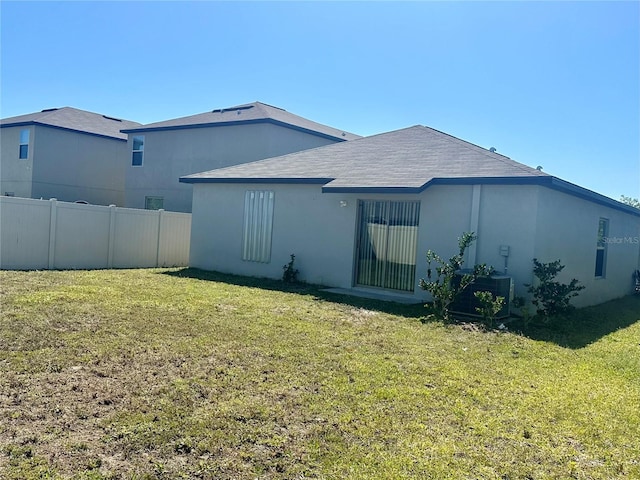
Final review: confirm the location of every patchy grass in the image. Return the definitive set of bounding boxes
[0,268,638,479]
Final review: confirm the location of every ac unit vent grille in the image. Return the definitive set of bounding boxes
[449,272,513,319]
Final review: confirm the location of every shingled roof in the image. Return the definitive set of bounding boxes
[181,125,550,189]
[181,125,640,216]
[0,107,140,141]
[121,101,359,142]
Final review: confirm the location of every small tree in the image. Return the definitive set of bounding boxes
[282,254,299,283]
[419,232,494,321]
[474,291,505,328]
[620,195,640,210]
[526,258,585,321]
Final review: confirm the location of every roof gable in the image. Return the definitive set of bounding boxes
[121,101,360,141]
[0,107,141,140]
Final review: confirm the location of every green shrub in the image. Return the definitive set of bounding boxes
[527,258,585,322]
[474,290,505,328]
[419,232,494,321]
[282,254,300,283]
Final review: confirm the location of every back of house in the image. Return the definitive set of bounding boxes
[181,125,640,308]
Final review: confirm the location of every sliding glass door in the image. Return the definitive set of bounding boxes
[355,200,420,292]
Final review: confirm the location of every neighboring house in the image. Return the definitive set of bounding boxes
[0,107,141,206]
[181,125,640,307]
[121,102,360,213]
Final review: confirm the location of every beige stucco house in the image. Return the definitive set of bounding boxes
[121,102,360,213]
[181,125,640,308]
[0,107,140,206]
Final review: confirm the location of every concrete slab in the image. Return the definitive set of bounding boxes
[321,288,423,305]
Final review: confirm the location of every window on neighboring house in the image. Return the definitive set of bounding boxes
[145,196,164,210]
[594,218,608,277]
[19,129,29,159]
[132,136,144,166]
[242,190,275,263]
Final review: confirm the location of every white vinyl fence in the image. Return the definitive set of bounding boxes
[0,196,191,270]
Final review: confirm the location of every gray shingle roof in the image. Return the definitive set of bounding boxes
[181,125,550,191]
[0,107,140,140]
[121,101,360,141]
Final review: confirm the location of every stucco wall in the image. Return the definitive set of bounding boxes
[189,183,359,288]
[189,182,637,306]
[534,187,640,306]
[189,183,536,300]
[474,184,539,298]
[125,124,340,213]
[0,125,34,198]
[30,126,128,206]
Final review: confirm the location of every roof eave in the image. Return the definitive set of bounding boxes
[180,172,639,217]
[179,176,333,185]
[1,121,128,142]
[122,118,353,142]
[547,177,640,217]
[322,176,552,194]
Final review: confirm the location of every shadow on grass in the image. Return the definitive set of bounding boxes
[161,268,428,320]
[161,269,639,346]
[511,294,640,349]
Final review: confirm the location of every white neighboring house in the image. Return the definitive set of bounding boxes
[0,107,140,206]
[121,102,360,213]
[181,125,640,307]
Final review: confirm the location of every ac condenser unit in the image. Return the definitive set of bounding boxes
[449,271,513,319]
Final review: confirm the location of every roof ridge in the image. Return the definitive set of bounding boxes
[254,101,286,112]
[36,106,68,121]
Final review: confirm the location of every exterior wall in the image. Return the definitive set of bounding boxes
[189,183,359,288]
[0,125,128,205]
[0,125,34,198]
[125,123,340,213]
[31,126,128,205]
[189,181,638,307]
[534,187,640,306]
[474,184,539,298]
[189,183,534,301]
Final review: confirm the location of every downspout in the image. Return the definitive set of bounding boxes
[467,185,481,266]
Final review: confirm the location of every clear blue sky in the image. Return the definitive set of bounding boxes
[1,1,638,201]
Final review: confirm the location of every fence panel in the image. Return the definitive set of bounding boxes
[158,211,192,267]
[0,197,191,270]
[0,197,51,269]
[53,202,111,269]
[112,208,162,268]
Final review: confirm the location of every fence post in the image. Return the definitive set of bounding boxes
[156,209,164,267]
[108,205,116,268]
[48,198,58,269]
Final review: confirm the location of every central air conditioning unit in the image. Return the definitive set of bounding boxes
[449,270,513,319]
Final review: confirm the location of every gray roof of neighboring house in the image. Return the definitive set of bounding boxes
[121,101,360,141]
[0,107,141,141]
[181,125,640,217]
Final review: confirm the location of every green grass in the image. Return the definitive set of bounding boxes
[0,268,639,479]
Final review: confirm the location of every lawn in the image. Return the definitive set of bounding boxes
[0,268,639,479]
